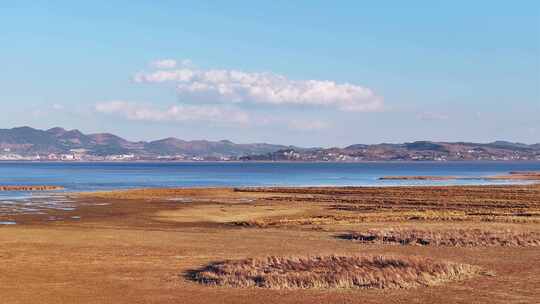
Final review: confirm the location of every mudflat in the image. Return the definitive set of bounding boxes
[1,185,540,303]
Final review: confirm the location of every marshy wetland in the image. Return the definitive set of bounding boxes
[1,178,540,303]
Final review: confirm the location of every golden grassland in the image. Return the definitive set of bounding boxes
[1,183,540,303]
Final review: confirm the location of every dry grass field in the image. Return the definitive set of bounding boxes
[1,184,540,303]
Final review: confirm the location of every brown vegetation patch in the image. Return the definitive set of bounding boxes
[0,185,64,191]
[232,210,540,230]
[378,172,540,181]
[190,255,481,289]
[235,184,540,225]
[77,187,252,200]
[491,171,540,180]
[379,176,458,180]
[340,228,540,247]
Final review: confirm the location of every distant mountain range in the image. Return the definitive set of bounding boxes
[0,126,293,158]
[0,126,539,161]
[241,140,540,161]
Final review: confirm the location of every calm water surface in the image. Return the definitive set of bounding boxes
[1,161,539,219]
[1,161,539,192]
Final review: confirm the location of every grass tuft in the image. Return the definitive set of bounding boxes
[190,255,481,289]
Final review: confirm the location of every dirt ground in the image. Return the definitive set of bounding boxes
[1,185,539,304]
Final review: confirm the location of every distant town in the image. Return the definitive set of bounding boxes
[0,148,230,162]
[1,127,539,162]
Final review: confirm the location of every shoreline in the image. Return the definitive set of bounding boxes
[1,181,537,195]
[5,182,540,221]
[1,160,540,164]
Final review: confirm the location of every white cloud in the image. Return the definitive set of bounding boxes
[150,59,193,69]
[133,67,384,112]
[95,101,249,124]
[288,120,329,131]
[31,109,45,118]
[417,112,449,121]
[52,103,65,110]
[150,59,178,69]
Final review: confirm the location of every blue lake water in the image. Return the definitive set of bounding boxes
[1,161,539,218]
[1,161,540,193]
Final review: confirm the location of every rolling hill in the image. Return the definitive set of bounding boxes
[0,126,538,161]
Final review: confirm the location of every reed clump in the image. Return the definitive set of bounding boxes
[191,255,480,289]
[341,228,540,247]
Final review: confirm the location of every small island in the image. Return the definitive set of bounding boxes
[0,185,64,191]
[379,171,540,181]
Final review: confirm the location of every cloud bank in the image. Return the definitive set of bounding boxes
[95,101,249,124]
[95,60,383,130]
[288,120,329,131]
[417,112,450,121]
[150,59,193,69]
[134,63,384,112]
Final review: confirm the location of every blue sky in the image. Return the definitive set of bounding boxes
[1,1,539,146]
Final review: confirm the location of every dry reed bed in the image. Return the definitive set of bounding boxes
[191,255,481,289]
[233,185,540,226]
[232,211,540,229]
[236,185,540,208]
[340,228,540,247]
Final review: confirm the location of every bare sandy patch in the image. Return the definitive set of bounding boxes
[154,204,310,224]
